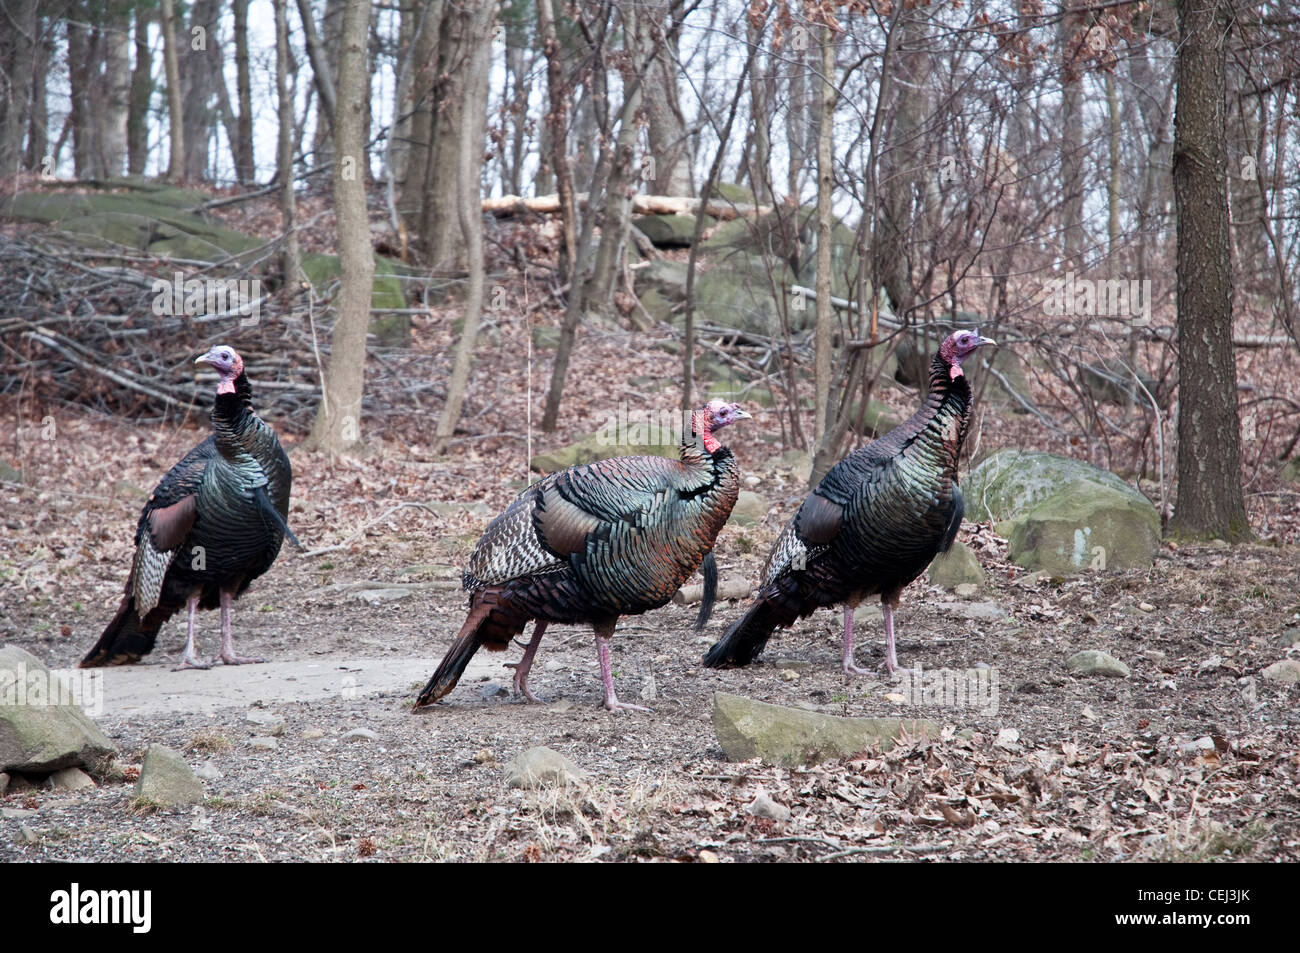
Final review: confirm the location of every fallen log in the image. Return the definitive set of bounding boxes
[483,193,773,222]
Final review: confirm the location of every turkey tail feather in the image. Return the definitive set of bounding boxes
[252,483,301,548]
[703,594,790,668]
[693,553,718,631]
[79,594,164,668]
[414,590,528,708]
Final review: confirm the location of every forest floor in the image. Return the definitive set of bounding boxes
[2,366,1299,862]
[2,196,1300,860]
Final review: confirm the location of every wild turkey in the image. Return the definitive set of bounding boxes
[704,330,994,675]
[80,345,297,669]
[415,400,751,712]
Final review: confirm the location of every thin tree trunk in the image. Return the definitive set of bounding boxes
[25,18,50,173]
[0,0,39,178]
[100,8,130,176]
[297,0,339,148]
[309,0,373,455]
[810,21,837,484]
[433,0,495,453]
[537,0,576,281]
[397,0,442,223]
[274,0,301,283]
[127,7,152,176]
[1168,0,1252,542]
[160,0,185,182]
[233,0,255,182]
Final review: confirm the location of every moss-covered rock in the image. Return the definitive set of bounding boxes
[300,252,409,346]
[712,692,938,766]
[1004,479,1160,573]
[632,213,712,248]
[0,647,116,775]
[928,541,986,590]
[966,449,1151,523]
[530,424,682,473]
[135,745,204,808]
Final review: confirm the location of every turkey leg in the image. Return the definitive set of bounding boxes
[173,595,212,671]
[594,624,651,713]
[841,604,875,676]
[506,621,547,703]
[881,601,917,675]
[217,590,266,665]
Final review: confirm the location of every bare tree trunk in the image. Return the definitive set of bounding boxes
[127,7,153,177]
[98,8,130,177]
[0,0,39,179]
[786,27,807,201]
[746,17,772,204]
[433,0,495,453]
[233,0,255,182]
[68,16,100,177]
[1059,5,1085,265]
[642,0,692,195]
[180,0,221,181]
[537,0,576,282]
[297,0,339,143]
[397,0,442,223]
[160,0,185,182]
[810,22,837,484]
[1168,0,1252,542]
[274,0,301,283]
[309,0,373,455]
[586,5,643,313]
[25,17,51,173]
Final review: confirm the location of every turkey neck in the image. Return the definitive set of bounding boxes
[884,353,973,475]
[680,409,739,486]
[210,372,257,458]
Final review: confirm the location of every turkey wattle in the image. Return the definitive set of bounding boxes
[80,345,297,669]
[415,400,751,712]
[704,330,994,675]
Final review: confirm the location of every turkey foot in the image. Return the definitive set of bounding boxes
[596,631,652,713]
[507,622,547,703]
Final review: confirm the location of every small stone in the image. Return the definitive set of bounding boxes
[1278,627,1300,647]
[301,728,325,740]
[1080,705,1097,721]
[954,583,980,598]
[347,588,414,605]
[640,674,657,702]
[939,601,1008,622]
[342,728,380,744]
[697,850,720,863]
[504,746,587,789]
[49,767,95,791]
[248,736,278,751]
[928,541,986,590]
[193,762,223,781]
[549,699,573,713]
[1260,659,1300,685]
[853,604,884,625]
[745,790,791,822]
[2,807,37,819]
[244,710,285,735]
[15,825,38,845]
[1138,602,1156,612]
[1182,736,1215,754]
[1066,650,1130,678]
[480,682,510,700]
[135,745,204,808]
[473,748,494,764]
[1143,649,1168,665]
[994,728,1020,751]
[779,669,799,683]
[884,692,906,703]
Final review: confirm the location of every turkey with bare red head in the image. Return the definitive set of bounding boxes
[704,330,994,675]
[415,400,750,712]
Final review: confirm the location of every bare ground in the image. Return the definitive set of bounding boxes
[2,410,1298,862]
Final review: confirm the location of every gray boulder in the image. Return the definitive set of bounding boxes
[504,746,587,789]
[712,692,938,766]
[928,541,986,590]
[135,745,204,807]
[0,646,115,775]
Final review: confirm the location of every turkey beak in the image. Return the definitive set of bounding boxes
[195,350,217,367]
[978,336,997,348]
[734,408,752,421]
